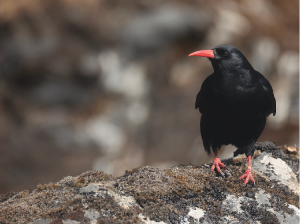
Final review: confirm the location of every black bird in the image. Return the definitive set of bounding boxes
[189,44,276,187]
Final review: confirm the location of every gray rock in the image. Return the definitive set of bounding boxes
[121,6,212,57]
[63,220,80,224]
[0,142,299,224]
[84,210,100,222]
[31,219,51,224]
[31,82,94,106]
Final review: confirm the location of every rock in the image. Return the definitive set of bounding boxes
[286,146,298,154]
[31,82,95,106]
[250,37,279,76]
[32,219,52,224]
[0,142,298,224]
[269,50,300,128]
[121,6,212,58]
[206,6,251,46]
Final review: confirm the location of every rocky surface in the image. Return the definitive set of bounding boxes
[0,142,299,224]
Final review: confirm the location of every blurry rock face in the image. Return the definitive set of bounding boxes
[121,6,212,58]
[269,51,299,128]
[0,0,298,193]
[0,142,299,224]
[206,4,251,46]
[250,37,280,77]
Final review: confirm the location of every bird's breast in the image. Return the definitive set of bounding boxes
[212,84,264,114]
[215,83,258,101]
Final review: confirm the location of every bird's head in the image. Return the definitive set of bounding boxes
[189,44,253,73]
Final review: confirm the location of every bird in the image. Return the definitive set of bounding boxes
[189,44,276,187]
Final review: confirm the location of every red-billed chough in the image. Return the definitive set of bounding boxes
[189,44,276,187]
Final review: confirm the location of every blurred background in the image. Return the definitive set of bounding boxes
[0,0,298,194]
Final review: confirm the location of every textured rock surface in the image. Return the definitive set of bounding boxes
[0,142,299,224]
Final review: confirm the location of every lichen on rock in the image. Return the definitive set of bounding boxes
[0,142,299,223]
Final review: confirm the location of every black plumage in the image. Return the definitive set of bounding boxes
[189,44,276,187]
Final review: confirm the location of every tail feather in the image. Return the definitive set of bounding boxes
[200,114,213,154]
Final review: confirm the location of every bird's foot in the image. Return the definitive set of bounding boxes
[211,157,229,177]
[238,168,255,187]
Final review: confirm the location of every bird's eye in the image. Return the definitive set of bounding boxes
[223,51,229,57]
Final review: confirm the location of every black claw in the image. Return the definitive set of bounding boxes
[253,182,255,187]
[219,172,225,177]
[225,166,230,171]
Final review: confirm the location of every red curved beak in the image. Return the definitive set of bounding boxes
[188,50,214,58]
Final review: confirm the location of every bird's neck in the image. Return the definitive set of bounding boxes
[212,58,253,75]
[214,64,252,75]
[214,68,257,91]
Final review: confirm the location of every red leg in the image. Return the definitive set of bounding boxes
[238,156,255,187]
[211,148,229,177]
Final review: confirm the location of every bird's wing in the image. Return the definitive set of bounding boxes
[257,71,276,116]
[195,74,214,113]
